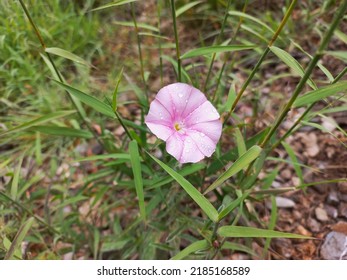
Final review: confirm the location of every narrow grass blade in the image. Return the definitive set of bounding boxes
[90,0,138,12]
[263,196,278,257]
[11,154,24,201]
[228,11,276,35]
[45,47,90,67]
[0,111,75,136]
[40,53,60,80]
[204,146,262,194]
[147,152,219,222]
[4,217,35,260]
[218,226,311,239]
[129,140,146,221]
[75,154,131,162]
[218,192,250,221]
[222,241,257,256]
[270,46,317,90]
[53,80,115,118]
[293,81,347,107]
[234,128,246,157]
[112,67,124,111]
[171,240,209,260]
[176,1,202,17]
[326,51,347,62]
[181,45,254,59]
[113,21,159,32]
[292,41,334,82]
[146,163,205,189]
[32,126,93,139]
[162,55,192,83]
[282,142,303,183]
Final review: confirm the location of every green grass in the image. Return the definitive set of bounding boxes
[0,0,346,260]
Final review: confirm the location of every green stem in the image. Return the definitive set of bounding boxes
[170,0,181,82]
[157,0,164,86]
[131,3,149,103]
[270,65,347,151]
[0,191,60,236]
[18,0,105,149]
[203,0,232,92]
[260,0,347,148]
[211,0,249,103]
[223,0,298,125]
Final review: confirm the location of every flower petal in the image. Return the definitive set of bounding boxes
[145,122,173,141]
[166,133,205,163]
[180,135,205,163]
[166,133,184,162]
[187,130,218,157]
[157,83,207,120]
[145,99,172,126]
[185,101,220,126]
[188,120,222,144]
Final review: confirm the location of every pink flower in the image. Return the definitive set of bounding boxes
[145,83,222,163]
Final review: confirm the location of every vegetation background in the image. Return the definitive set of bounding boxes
[0,0,346,260]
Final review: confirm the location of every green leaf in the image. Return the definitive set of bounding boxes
[129,140,146,221]
[0,111,75,136]
[31,126,93,139]
[162,55,192,83]
[176,1,203,17]
[113,21,159,32]
[282,142,303,184]
[228,11,276,35]
[112,67,124,111]
[53,80,115,118]
[234,128,246,157]
[218,226,311,239]
[90,0,138,12]
[171,240,209,260]
[218,192,250,221]
[270,46,317,90]
[146,163,205,189]
[293,81,347,107]
[45,47,90,67]
[291,41,334,82]
[4,217,35,260]
[204,146,262,194]
[334,29,347,44]
[222,241,257,256]
[75,153,131,162]
[147,153,219,222]
[326,51,347,62]
[11,154,24,201]
[181,45,255,59]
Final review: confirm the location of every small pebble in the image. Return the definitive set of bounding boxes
[338,203,347,218]
[280,169,292,180]
[266,197,296,209]
[315,207,329,222]
[325,205,338,219]
[307,217,321,233]
[327,191,339,206]
[321,231,347,260]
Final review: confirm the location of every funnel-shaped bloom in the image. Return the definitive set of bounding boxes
[145,83,222,163]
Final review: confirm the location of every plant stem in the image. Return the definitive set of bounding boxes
[270,66,347,151]
[260,0,347,148]
[170,0,181,82]
[130,3,149,103]
[157,0,164,86]
[18,0,105,149]
[223,0,298,125]
[203,0,232,92]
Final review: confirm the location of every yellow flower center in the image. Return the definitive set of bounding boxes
[174,123,181,131]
